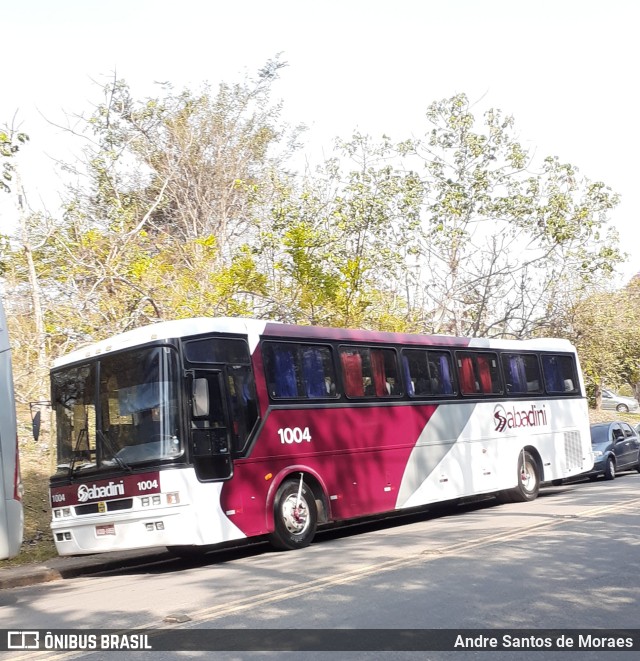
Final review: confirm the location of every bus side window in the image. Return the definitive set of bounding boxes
[378,349,401,397]
[340,351,365,397]
[402,349,455,397]
[458,355,477,394]
[402,350,429,396]
[264,342,337,399]
[475,355,493,393]
[263,344,300,398]
[503,354,542,395]
[457,352,502,395]
[301,347,324,397]
[542,354,577,394]
[340,346,400,399]
[429,352,455,395]
[301,346,336,398]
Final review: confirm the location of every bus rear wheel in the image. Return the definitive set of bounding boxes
[502,451,540,503]
[268,478,317,551]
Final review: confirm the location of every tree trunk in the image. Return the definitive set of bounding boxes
[16,172,51,442]
[594,382,603,410]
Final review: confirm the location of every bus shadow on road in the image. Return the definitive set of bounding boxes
[76,473,640,580]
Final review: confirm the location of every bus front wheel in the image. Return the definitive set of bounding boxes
[268,478,318,551]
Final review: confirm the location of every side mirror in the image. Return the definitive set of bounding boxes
[29,401,49,442]
[192,378,209,417]
[32,409,41,442]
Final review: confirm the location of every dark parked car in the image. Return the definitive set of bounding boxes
[589,421,640,480]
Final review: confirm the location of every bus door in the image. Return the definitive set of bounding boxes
[189,370,233,481]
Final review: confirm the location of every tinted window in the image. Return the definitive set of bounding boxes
[501,353,542,394]
[541,354,578,394]
[263,342,337,399]
[185,338,251,364]
[226,365,259,452]
[456,352,502,395]
[611,423,625,442]
[339,346,401,398]
[52,363,96,470]
[590,425,609,444]
[52,347,182,473]
[401,349,455,396]
[622,423,635,438]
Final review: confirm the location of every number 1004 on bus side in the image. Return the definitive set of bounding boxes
[278,427,313,444]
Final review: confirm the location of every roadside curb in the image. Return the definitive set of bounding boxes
[0,547,170,590]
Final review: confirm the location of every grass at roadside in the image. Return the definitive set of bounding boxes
[1,408,639,570]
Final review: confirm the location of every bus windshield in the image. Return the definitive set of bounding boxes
[52,346,182,474]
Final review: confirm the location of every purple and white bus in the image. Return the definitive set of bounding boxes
[49,317,592,556]
[0,297,23,559]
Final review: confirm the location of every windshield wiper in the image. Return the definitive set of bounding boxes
[68,428,88,476]
[96,428,132,473]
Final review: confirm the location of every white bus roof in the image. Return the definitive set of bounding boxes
[52,317,270,367]
[53,316,577,369]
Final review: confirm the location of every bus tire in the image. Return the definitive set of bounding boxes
[509,451,540,502]
[268,478,317,551]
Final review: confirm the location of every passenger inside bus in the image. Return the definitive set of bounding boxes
[385,378,399,395]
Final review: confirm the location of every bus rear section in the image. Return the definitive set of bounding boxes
[0,298,23,559]
[47,317,592,557]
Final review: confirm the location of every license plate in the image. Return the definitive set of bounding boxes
[96,524,115,536]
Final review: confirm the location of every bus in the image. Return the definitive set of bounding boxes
[0,297,23,559]
[48,317,592,556]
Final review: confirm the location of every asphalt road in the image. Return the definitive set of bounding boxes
[1,472,639,660]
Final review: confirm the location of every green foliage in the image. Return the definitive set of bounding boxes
[0,128,29,193]
[567,278,640,407]
[397,93,623,338]
[0,234,10,275]
[0,82,625,392]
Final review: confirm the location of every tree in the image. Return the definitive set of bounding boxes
[4,87,625,372]
[0,127,55,438]
[256,134,425,330]
[0,124,29,194]
[395,94,622,338]
[29,59,301,345]
[568,278,640,407]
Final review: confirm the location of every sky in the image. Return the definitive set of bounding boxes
[1,0,638,286]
